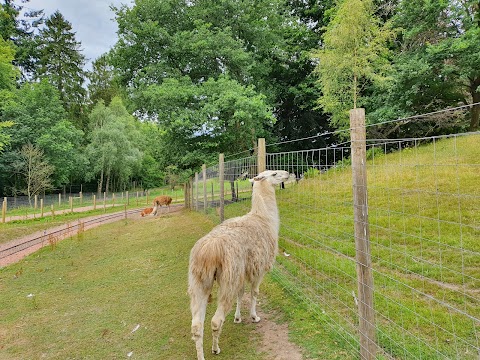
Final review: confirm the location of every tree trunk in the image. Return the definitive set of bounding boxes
[469,77,480,131]
[105,173,110,196]
[97,168,104,196]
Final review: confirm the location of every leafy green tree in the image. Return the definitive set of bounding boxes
[312,0,394,129]
[0,35,17,150]
[395,0,480,131]
[85,97,143,194]
[0,0,43,79]
[0,80,84,192]
[87,54,122,107]
[36,11,86,124]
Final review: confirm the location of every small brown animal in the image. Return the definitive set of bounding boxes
[141,207,153,217]
[152,195,172,215]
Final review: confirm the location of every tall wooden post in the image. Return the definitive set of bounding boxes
[202,164,207,213]
[219,153,225,222]
[350,108,376,360]
[40,199,44,218]
[195,172,199,211]
[103,192,106,213]
[93,194,97,210]
[190,178,194,210]
[58,193,61,207]
[258,138,266,174]
[126,191,129,206]
[2,199,6,223]
[69,196,73,213]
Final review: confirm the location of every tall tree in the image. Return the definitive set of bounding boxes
[85,97,143,194]
[87,54,121,107]
[393,0,480,131]
[0,0,43,79]
[36,11,86,125]
[312,0,394,130]
[0,80,85,193]
[0,35,16,150]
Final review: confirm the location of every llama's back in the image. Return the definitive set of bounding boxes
[188,213,278,302]
[154,195,172,206]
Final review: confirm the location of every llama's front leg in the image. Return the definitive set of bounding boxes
[234,286,244,323]
[151,205,157,216]
[211,305,227,355]
[250,276,264,323]
[191,292,209,360]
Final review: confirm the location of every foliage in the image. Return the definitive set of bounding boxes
[85,97,143,194]
[0,81,85,193]
[36,11,86,125]
[87,54,122,107]
[0,0,44,79]
[312,0,395,130]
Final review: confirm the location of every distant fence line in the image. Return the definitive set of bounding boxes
[187,109,480,359]
[1,189,182,223]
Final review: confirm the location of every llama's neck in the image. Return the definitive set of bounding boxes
[250,181,279,234]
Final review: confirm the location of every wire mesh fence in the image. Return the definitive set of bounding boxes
[190,121,479,359]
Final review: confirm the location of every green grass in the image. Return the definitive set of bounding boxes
[0,211,270,359]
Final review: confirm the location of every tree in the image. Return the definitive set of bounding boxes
[395,0,480,131]
[36,11,86,124]
[0,35,17,151]
[0,0,44,79]
[0,80,84,192]
[13,143,54,204]
[85,98,143,194]
[312,0,394,129]
[87,54,122,107]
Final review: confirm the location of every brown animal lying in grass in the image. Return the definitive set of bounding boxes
[141,207,153,217]
[152,195,172,215]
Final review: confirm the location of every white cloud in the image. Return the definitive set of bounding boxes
[29,0,132,69]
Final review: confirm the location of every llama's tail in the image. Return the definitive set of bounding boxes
[188,237,241,311]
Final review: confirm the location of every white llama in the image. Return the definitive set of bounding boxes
[188,170,289,360]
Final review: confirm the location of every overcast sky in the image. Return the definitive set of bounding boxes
[29,0,133,69]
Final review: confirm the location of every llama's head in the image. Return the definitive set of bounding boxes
[250,170,289,185]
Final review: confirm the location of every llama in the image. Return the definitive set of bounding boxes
[151,195,172,215]
[140,207,153,217]
[188,170,289,360]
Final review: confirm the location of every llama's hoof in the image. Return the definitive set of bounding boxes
[212,346,221,355]
[234,317,242,323]
[251,315,261,323]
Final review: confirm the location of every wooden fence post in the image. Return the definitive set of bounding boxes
[350,108,376,360]
[190,178,194,210]
[103,192,106,213]
[51,204,55,218]
[219,153,225,222]
[80,191,83,206]
[69,196,73,213]
[58,193,61,207]
[126,191,129,206]
[202,164,207,213]
[195,172,199,211]
[93,194,96,210]
[40,198,44,218]
[34,195,38,210]
[258,138,266,173]
[112,193,115,208]
[2,198,6,223]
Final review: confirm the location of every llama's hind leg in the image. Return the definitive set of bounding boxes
[234,285,244,323]
[190,290,210,360]
[250,275,264,323]
[211,303,230,355]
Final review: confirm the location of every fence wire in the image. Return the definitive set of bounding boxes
[192,130,479,359]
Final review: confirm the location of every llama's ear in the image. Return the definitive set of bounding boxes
[253,175,266,182]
